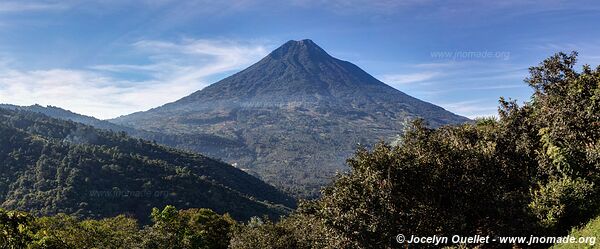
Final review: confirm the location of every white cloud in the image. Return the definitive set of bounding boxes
[0,39,269,119]
[470,84,523,90]
[439,100,498,119]
[412,62,461,69]
[127,39,268,84]
[379,72,440,85]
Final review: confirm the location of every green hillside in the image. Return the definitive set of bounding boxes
[0,108,295,222]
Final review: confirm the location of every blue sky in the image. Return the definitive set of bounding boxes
[1,0,600,119]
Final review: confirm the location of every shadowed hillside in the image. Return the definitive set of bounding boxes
[0,108,295,222]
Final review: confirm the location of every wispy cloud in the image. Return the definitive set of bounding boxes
[0,68,130,117]
[0,1,69,12]
[287,0,597,18]
[379,72,440,86]
[412,62,461,69]
[290,0,431,14]
[0,39,269,119]
[440,99,498,119]
[527,41,600,65]
[376,60,529,118]
[93,39,269,85]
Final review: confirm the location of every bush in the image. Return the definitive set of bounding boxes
[529,177,597,233]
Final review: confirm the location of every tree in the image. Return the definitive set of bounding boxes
[523,52,600,233]
[26,214,141,248]
[0,209,35,249]
[141,205,236,249]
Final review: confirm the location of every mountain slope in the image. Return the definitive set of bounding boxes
[0,104,136,133]
[112,39,470,197]
[0,108,295,222]
[0,104,248,159]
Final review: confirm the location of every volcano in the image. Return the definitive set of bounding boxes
[112,39,469,197]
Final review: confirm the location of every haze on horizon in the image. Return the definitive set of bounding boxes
[1,0,600,119]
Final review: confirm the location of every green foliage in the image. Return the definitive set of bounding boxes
[0,108,295,223]
[551,215,600,249]
[229,217,299,249]
[529,177,596,231]
[229,211,329,249]
[141,206,236,249]
[28,214,141,248]
[0,206,236,249]
[300,120,540,248]
[523,52,600,232]
[0,209,36,249]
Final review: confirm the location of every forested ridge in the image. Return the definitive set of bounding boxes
[0,104,246,166]
[0,108,295,223]
[1,52,599,248]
